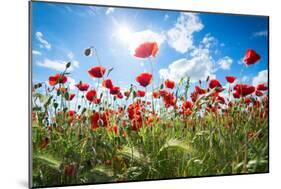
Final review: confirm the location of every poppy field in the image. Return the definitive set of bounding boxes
[31,39,269,187]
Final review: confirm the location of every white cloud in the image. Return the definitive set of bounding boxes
[67,52,74,59]
[159,48,214,83]
[35,31,51,50]
[253,30,268,37]
[37,59,73,72]
[201,33,217,49]
[217,56,233,70]
[32,50,41,55]
[72,60,79,68]
[252,70,268,86]
[129,30,166,55]
[167,13,204,54]
[106,8,115,15]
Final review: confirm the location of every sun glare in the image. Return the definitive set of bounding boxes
[117,25,132,43]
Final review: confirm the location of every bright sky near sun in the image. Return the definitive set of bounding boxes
[31,2,268,96]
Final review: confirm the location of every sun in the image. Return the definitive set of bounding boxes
[116,25,132,43]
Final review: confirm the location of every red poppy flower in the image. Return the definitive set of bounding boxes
[90,112,100,130]
[195,86,206,95]
[244,49,261,65]
[93,98,101,104]
[66,93,75,101]
[217,96,225,104]
[234,84,255,97]
[124,91,130,97]
[233,91,240,98]
[68,110,75,117]
[153,91,160,98]
[209,79,222,89]
[101,111,109,126]
[88,66,106,78]
[75,83,89,91]
[164,79,175,89]
[163,92,176,107]
[256,83,268,91]
[110,86,120,95]
[134,42,158,58]
[136,72,152,87]
[182,101,193,110]
[117,92,123,99]
[159,89,168,97]
[225,76,236,83]
[137,90,146,97]
[86,90,97,102]
[102,79,113,89]
[255,90,263,97]
[127,103,141,120]
[48,74,67,86]
[190,91,199,102]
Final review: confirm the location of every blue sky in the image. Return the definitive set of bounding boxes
[31,2,268,96]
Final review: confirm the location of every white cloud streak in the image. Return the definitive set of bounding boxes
[217,56,233,70]
[35,31,51,50]
[32,50,42,55]
[37,59,73,72]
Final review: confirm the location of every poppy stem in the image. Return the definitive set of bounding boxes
[93,46,102,66]
[75,90,79,112]
[149,57,155,113]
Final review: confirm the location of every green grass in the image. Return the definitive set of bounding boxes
[31,93,268,187]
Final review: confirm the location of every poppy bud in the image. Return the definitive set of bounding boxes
[66,62,71,69]
[81,108,86,114]
[77,105,81,110]
[206,76,210,82]
[34,83,42,89]
[84,47,92,56]
[64,92,69,99]
[98,119,103,127]
[160,83,164,89]
[113,96,117,101]
[53,102,58,109]
[57,90,61,96]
